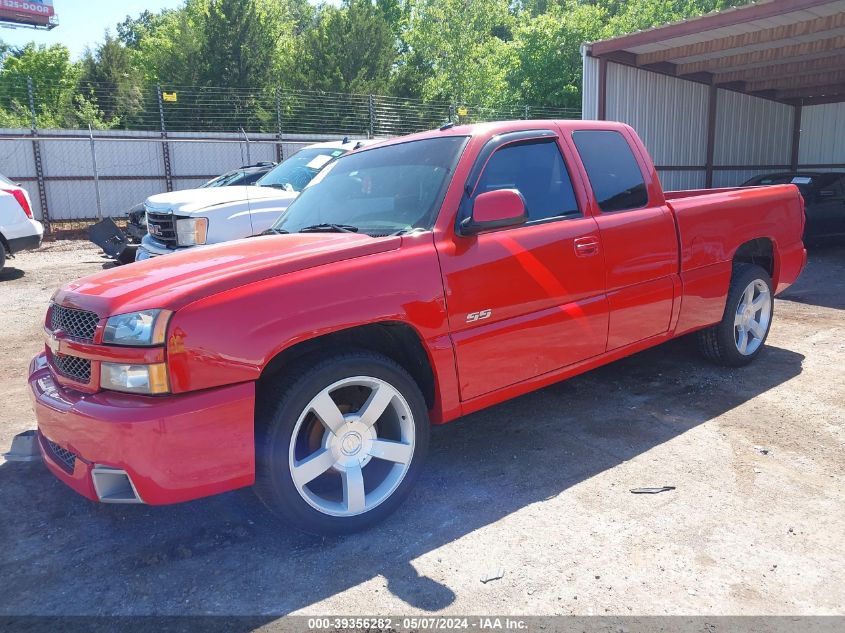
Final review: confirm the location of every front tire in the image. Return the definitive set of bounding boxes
[255,351,429,535]
[698,263,773,367]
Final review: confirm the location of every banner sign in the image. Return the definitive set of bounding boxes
[0,0,55,26]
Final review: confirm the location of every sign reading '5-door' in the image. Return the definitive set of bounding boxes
[0,0,54,26]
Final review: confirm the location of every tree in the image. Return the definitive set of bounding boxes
[291,0,396,94]
[80,34,147,127]
[402,0,515,107]
[604,0,752,35]
[0,43,113,128]
[508,1,608,109]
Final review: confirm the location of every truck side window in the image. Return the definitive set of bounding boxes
[475,139,581,222]
[572,130,649,212]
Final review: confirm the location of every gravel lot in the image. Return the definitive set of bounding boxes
[0,240,843,617]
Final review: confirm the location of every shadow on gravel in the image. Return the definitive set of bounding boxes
[0,340,804,618]
[780,242,845,310]
[0,267,24,282]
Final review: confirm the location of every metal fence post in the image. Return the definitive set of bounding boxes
[27,76,50,233]
[368,94,376,138]
[88,124,103,221]
[524,105,530,120]
[239,127,252,166]
[275,87,284,162]
[156,85,174,192]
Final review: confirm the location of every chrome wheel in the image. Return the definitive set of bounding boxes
[734,279,771,356]
[288,376,415,517]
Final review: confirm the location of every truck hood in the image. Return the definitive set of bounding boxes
[145,186,294,214]
[55,233,401,316]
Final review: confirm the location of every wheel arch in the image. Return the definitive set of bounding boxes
[258,321,438,413]
[732,237,777,283]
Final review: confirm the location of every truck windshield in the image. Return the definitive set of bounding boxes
[271,136,468,236]
[257,147,347,192]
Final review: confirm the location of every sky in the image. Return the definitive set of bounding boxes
[0,1,184,59]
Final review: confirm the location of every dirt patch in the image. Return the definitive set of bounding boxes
[0,241,843,616]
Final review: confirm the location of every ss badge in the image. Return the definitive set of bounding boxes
[466,309,492,323]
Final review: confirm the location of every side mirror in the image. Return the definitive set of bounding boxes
[460,189,527,236]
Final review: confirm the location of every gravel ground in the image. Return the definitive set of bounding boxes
[0,240,843,617]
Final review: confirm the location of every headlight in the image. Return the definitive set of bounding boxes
[101,362,169,395]
[102,309,171,346]
[176,217,208,246]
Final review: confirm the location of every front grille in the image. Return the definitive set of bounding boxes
[53,353,92,383]
[46,438,77,474]
[146,211,178,245]
[50,305,99,341]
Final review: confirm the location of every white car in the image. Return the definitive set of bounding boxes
[137,139,374,260]
[0,174,43,274]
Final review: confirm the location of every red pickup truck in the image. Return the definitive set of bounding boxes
[30,120,806,534]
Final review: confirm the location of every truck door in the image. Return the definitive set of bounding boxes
[570,129,678,351]
[437,131,609,401]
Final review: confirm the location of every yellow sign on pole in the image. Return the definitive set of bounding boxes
[162,92,178,103]
[457,106,468,117]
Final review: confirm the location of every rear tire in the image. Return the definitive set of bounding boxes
[0,244,5,274]
[254,351,429,535]
[698,263,773,367]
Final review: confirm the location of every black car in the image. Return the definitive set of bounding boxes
[742,172,845,241]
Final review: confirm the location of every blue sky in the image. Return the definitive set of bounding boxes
[0,1,184,58]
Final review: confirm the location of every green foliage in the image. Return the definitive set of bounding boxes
[402,0,514,106]
[0,0,755,130]
[290,0,395,94]
[508,1,608,109]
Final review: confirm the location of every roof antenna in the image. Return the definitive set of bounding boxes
[342,136,349,144]
[439,121,455,131]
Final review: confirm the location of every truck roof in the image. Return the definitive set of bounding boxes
[305,138,381,151]
[357,119,635,152]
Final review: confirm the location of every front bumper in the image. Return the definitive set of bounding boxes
[29,354,256,505]
[5,219,43,254]
[136,234,194,261]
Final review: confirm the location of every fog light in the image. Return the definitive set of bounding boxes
[100,362,169,395]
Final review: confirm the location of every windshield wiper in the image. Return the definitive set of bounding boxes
[260,182,294,190]
[298,223,359,233]
[261,227,289,235]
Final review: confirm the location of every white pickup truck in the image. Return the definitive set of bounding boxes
[137,139,372,260]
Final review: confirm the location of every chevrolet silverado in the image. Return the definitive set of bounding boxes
[29,120,806,534]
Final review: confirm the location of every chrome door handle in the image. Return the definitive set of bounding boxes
[574,236,600,257]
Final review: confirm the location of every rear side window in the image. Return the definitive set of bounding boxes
[474,140,580,222]
[572,130,648,212]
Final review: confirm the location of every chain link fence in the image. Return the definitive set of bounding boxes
[0,77,581,233]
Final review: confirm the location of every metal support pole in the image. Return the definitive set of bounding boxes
[704,83,718,189]
[275,87,284,162]
[790,103,803,172]
[239,127,252,166]
[597,57,608,121]
[448,104,455,123]
[27,76,50,232]
[88,124,103,221]
[368,94,376,138]
[524,105,530,120]
[157,85,174,192]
